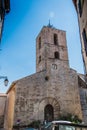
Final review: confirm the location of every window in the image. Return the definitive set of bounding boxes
[39,37,41,49]
[52,64,57,69]
[78,0,82,17]
[59,125,75,130]
[4,0,10,13]
[0,0,4,19]
[54,33,58,45]
[82,28,87,56]
[78,0,84,17]
[39,56,41,63]
[54,52,59,59]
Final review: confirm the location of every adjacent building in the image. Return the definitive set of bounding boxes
[0,0,10,40]
[0,94,7,128]
[73,0,87,75]
[1,25,87,130]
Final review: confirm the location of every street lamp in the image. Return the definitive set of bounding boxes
[0,76,9,86]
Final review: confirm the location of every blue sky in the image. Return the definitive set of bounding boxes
[0,0,84,92]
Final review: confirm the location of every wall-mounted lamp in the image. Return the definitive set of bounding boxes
[0,76,9,86]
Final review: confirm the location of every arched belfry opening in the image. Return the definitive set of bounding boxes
[44,104,54,122]
[54,51,59,59]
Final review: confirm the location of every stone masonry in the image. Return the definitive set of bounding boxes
[4,25,87,130]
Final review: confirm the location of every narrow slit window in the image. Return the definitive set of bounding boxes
[39,37,41,49]
[39,56,41,63]
[54,34,58,45]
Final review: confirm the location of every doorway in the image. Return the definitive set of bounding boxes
[44,104,54,122]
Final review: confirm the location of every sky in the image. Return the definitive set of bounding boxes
[0,0,84,93]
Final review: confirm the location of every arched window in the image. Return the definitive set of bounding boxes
[39,37,41,49]
[44,104,54,122]
[54,33,58,45]
[54,51,59,59]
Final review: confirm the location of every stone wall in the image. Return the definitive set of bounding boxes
[13,66,82,127]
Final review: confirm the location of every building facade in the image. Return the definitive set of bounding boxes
[3,25,87,130]
[0,94,7,128]
[73,0,87,75]
[0,0,10,40]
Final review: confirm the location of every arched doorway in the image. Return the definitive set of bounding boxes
[44,104,54,122]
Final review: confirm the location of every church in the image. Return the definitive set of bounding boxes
[1,25,87,130]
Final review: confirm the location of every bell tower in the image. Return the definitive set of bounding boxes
[36,25,69,72]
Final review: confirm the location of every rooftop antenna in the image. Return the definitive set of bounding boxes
[48,19,53,28]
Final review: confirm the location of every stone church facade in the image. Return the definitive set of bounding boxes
[0,25,87,130]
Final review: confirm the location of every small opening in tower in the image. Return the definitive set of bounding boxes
[54,33,58,45]
[39,56,41,63]
[45,76,49,81]
[52,64,57,69]
[54,51,59,59]
[39,37,41,49]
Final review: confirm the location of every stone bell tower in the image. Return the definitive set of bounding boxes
[36,24,69,72]
[35,25,82,121]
